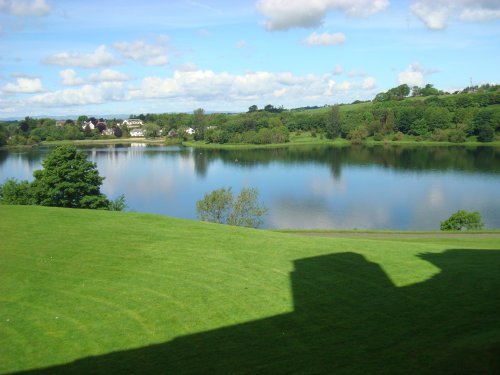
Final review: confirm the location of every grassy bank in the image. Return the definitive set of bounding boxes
[184,133,500,150]
[1,205,499,374]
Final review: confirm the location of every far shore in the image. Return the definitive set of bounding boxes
[2,134,500,150]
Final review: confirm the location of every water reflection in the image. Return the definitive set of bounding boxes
[1,144,499,230]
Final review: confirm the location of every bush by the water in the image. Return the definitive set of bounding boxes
[196,187,267,228]
[440,210,484,231]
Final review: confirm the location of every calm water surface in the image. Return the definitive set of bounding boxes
[1,144,499,230]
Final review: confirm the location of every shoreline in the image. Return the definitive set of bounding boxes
[2,136,500,150]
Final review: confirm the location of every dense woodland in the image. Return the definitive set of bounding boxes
[1,84,499,146]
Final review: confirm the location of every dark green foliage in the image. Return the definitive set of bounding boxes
[477,124,494,142]
[108,194,128,211]
[440,210,484,231]
[196,187,267,228]
[193,108,206,141]
[0,178,34,205]
[144,123,161,138]
[325,105,341,139]
[31,145,110,209]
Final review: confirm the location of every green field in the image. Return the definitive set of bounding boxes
[1,205,499,374]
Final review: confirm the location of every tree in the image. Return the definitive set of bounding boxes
[196,187,267,228]
[228,188,268,228]
[193,108,206,141]
[0,178,33,205]
[440,210,484,231]
[31,145,110,209]
[248,105,258,113]
[196,187,233,224]
[325,105,341,139]
[144,123,161,138]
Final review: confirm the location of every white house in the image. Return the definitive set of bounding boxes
[186,127,195,135]
[122,119,144,128]
[81,121,95,130]
[130,128,145,137]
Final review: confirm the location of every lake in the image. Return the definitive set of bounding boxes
[1,144,499,230]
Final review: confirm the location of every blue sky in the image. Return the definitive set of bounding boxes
[0,0,499,118]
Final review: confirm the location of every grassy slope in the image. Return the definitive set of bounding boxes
[1,205,499,374]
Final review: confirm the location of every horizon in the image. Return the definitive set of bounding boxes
[1,0,499,118]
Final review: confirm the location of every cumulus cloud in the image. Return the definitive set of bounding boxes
[398,63,426,87]
[303,31,346,46]
[411,0,500,29]
[29,82,127,106]
[256,0,389,31]
[2,77,44,93]
[131,69,377,104]
[6,69,378,111]
[0,0,52,17]
[113,36,170,66]
[59,69,85,86]
[43,45,120,68]
[362,76,377,90]
[398,62,439,87]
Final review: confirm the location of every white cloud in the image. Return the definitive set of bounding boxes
[460,7,500,21]
[303,31,346,46]
[2,77,44,93]
[256,0,389,31]
[59,69,85,86]
[29,82,127,106]
[332,64,343,75]
[131,69,377,104]
[411,0,500,29]
[398,63,426,87]
[113,37,170,66]
[43,45,120,68]
[235,40,247,48]
[0,0,51,17]
[362,76,377,90]
[89,69,131,82]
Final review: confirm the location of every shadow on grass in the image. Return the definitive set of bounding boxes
[16,249,500,374]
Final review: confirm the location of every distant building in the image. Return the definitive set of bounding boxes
[81,121,95,130]
[186,127,195,135]
[122,119,144,128]
[102,128,114,136]
[130,128,145,137]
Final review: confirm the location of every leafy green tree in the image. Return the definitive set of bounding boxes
[196,187,233,224]
[31,145,110,209]
[477,124,494,142]
[325,105,341,139]
[248,105,258,113]
[108,194,128,211]
[0,178,33,205]
[144,123,161,138]
[440,210,484,231]
[193,108,206,141]
[420,84,439,96]
[196,187,267,228]
[228,188,268,228]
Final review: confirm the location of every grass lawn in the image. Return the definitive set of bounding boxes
[1,205,499,374]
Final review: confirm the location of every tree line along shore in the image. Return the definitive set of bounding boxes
[1,83,499,148]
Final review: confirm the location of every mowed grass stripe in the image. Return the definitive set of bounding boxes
[1,205,499,374]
